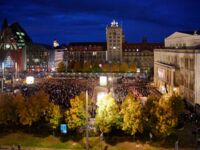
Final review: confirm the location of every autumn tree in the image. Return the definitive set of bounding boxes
[74,61,82,72]
[18,90,49,126]
[129,64,137,73]
[154,94,184,137]
[57,61,66,72]
[95,93,120,133]
[45,103,62,134]
[142,95,159,133]
[111,64,119,73]
[119,63,129,73]
[0,93,18,125]
[83,62,91,72]
[65,94,86,130]
[101,64,110,73]
[120,93,143,135]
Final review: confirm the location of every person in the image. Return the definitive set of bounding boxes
[149,132,153,141]
[175,137,179,150]
[17,144,21,150]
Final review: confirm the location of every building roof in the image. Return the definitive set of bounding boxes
[10,22,32,43]
[123,42,164,52]
[178,30,200,35]
[66,42,107,51]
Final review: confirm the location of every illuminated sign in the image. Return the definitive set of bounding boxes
[26,76,34,84]
[60,124,67,134]
[99,76,107,86]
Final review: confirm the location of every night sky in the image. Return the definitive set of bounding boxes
[0,0,200,45]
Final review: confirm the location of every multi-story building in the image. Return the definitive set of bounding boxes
[55,20,163,73]
[123,42,163,72]
[154,31,200,105]
[106,20,123,62]
[0,19,53,73]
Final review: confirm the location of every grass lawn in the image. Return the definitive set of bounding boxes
[0,123,196,150]
[0,132,173,150]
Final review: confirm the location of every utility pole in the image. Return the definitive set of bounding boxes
[86,90,89,150]
[1,62,4,92]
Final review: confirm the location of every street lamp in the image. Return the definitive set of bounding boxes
[85,90,89,150]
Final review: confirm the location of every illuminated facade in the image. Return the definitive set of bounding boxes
[56,20,163,73]
[106,20,123,62]
[0,19,53,73]
[154,31,200,105]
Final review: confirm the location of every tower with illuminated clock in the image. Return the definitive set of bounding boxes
[106,20,123,63]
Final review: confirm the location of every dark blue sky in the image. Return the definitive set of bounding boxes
[0,0,200,45]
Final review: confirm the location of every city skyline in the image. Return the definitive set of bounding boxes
[1,0,200,44]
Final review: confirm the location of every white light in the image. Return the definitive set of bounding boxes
[26,76,34,85]
[99,76,107,86]
[97,92,107,101]
[113,46,116,49]
[137,68,140,73]
[108,77,112,82]
[6,44,10,49]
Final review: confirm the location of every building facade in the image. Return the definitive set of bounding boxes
[106,20,123,62]
[154,31,200,105]
[0,19,53,73]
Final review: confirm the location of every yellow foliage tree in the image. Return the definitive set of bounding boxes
[119,63,129,73]
[111,64,119,73]
[101,64,110,73]
[129,64,137,73]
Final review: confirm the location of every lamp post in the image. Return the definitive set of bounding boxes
[1,62,4,92]
[86,90,89,150]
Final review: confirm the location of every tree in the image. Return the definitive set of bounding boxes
[18,90,49,126]
[95,93,120,133]
[101,64,110,73]
[142,95,159,133]
[65,95,86,130]
[154,94,181,137]
[45,103,62,134]
[57,61,66,72]
[120,93,143,135]
[83,62,91,72]
[91,63,102,73]
[129,64,137,73]
[111,64,119,73]
[74,61,82,72]
[0,93,18,125]
[119,63,129,73]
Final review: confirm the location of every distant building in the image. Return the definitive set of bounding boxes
[106,20,123,62]
[0,19,53,73]
[54,20,163,73]
[154,31,200,105]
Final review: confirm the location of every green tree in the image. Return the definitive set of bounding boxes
[65,95,86,130]
[95,93,120,133]
[0,93,18,125]
[91,63,102,73]
[45,103,62,134]
[57,61,66,72]
[119,63,129,73]
[120,93,143,135]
